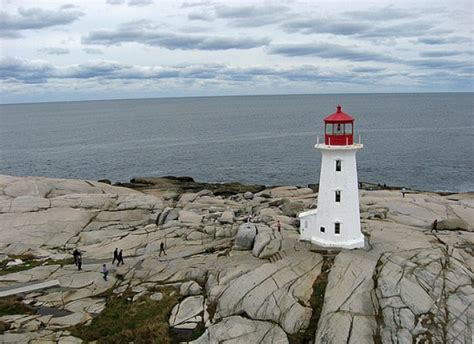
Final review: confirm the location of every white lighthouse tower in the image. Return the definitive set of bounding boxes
[299,105,365,249]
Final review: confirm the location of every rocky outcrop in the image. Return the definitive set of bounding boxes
[0,176,472,344]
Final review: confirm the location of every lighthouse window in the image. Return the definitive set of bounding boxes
[335,190,341,202]
[336,160,342,172]
[335,223,341,234]
[320,226,325,233]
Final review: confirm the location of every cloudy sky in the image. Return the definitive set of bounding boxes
[0,0,472,103]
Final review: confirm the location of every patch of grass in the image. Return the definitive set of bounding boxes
[69,287,182,344]
[0,296,34,317]
[288,257,333,344]
[0,255,75,276]
[0,320,11,334]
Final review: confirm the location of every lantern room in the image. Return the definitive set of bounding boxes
[324,105,354,145]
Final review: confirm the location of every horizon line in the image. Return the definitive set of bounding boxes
[1,90,473,106]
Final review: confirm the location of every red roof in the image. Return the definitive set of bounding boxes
[324,105,354,123]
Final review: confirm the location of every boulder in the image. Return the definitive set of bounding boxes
[281,201,305,217]
[252,226,282,259]
[233,224,257,250]
[180,281,202,296]
[218,211,234,224]
[179,210,203,225]
[169,296,204,330]
[437,218,469,231]
[243,192,254,200]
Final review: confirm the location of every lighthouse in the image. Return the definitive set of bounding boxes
[299,105,365,249]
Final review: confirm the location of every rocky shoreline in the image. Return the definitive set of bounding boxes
[0,174,472,343]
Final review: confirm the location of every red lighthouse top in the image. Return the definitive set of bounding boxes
[324,105,354,145]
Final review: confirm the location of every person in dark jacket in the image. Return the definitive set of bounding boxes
[431,219,438,232]
[112,248,118,265]
[73,249,81,266]
[159,242,166,257]
[102,264,108,281]
[77,254,82,271]
[117,249,124,266]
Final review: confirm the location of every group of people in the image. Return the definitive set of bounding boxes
[112,248,125,266]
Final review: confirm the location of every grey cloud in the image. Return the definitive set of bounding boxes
[283,17,435,39]
[38,47,70,55]
[352,67,385,73]
[419,51,462,58]
[188,4,290,27]
[0,6,84,38]
[188,12,214,21]
[106,0,152,6]
[0,57,358,85]
[83,48,104,55]
[343,7,417,21]
[407,58,472,71]
[83,22,270,50]
[181,2,214,8]
[417,36,471,45]
[269,43,397,63]
[283,18,369,36]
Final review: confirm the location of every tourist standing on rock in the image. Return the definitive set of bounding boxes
[112,248,118,265]
[159,242,166,257]
[277,220,281,233]
[401,188,406,198]
[247,214,253,228]
[118,249,124,266]
[73,249,81,266]
[77,255,82,271]
[102,264,108,281]
[431,219,438,233]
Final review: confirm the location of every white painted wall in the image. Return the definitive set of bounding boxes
[300,144,365,249]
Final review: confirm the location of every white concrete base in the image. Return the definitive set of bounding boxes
[301,236,365,249]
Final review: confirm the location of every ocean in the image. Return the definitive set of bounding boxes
[0,93,473,192]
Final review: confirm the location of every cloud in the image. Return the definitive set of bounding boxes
[269,43,397,63]
[283,19,369,36]
[38,47,70,55]
[343,7,418,21]
[351,67,385,73]
[283,17,436,39]
[83,21,270,50]
[0,6,84,38]
[106,0,153,6]
[417,36,471,45]
[0,57,357,85]
[419,51,462,58]
[83,48,104,55]
[187,4,291,27]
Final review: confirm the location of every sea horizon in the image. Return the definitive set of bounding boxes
[1,90,473,106]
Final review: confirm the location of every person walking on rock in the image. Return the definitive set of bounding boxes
[102,264,108,281]
[277,220,281,233]
[159,242,166,257]
[401,188,406,198]
[431,219,438,233]
[73,249,81,266]
[117,249,124,266]
[77,255,82,271]
[112,248,118,265]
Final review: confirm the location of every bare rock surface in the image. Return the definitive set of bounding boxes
[191,315,289,344]
[0,176,472,343]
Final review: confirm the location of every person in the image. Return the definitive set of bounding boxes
[246,214,253,228]
[117,249,124,266]
[102,264,108,281]
[159,242,166,257]
[77,254,82,271]
[401,188,406,198]
[277,220,281,233]
[112,248,118,265]
[73,249,81,266]
[431,219,438,233]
